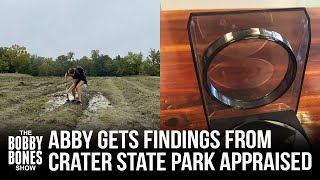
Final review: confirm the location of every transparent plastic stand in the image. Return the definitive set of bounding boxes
[187,8,311,151]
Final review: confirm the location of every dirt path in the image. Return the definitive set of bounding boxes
[75,77,158,130]
[75,92,113,130]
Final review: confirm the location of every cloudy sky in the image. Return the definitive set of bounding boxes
[0,0,160,59]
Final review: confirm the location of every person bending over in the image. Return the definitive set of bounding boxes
[64,67,87,104]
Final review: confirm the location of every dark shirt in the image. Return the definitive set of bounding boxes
[67,68,87,84]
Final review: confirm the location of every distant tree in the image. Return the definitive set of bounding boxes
[29,55,45,76]
[91,50,102,76]
[54,55,70,76]
[105,58,117,76]
[0,59,9,73]
[142,59,156,76]
[3,44,31,73]
[100,55,112,76]
[91,50,113,76]
[39,58,54,76]
[0,44,160,77]
[91,50,100,60]
[0,47,9,72]
[67,51,75,61]
[148,49,160,66]
[115,56,130,76]
[143,49,160,76]
[77,56,95,76]
[126,52,143,75]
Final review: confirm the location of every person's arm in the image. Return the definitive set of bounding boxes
[64,72,69,91]
[66,83,75,93]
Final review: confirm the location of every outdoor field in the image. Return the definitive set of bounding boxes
[0,73,159,137]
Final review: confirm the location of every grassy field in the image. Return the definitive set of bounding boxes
[0,73,159,137]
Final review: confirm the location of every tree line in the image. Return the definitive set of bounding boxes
[0,44,160,76]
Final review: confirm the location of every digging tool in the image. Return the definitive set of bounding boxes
[66,90,70,102]
[65,82,80,104]
[65,83,70,102]
[66,93,70,102]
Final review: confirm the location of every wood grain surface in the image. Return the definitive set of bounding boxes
[160,8,320,149]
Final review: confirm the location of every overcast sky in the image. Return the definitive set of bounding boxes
[0,0,159,59]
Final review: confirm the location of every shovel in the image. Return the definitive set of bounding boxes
[65,85,70,102]
[66,93,70,102]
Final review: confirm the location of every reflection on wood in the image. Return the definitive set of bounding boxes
[160,8,320,150]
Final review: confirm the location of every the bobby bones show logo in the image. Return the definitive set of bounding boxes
[8,130,43,171]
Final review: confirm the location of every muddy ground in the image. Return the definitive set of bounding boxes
[0,73,159,137]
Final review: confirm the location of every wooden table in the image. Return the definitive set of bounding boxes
[160,8,320,150]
